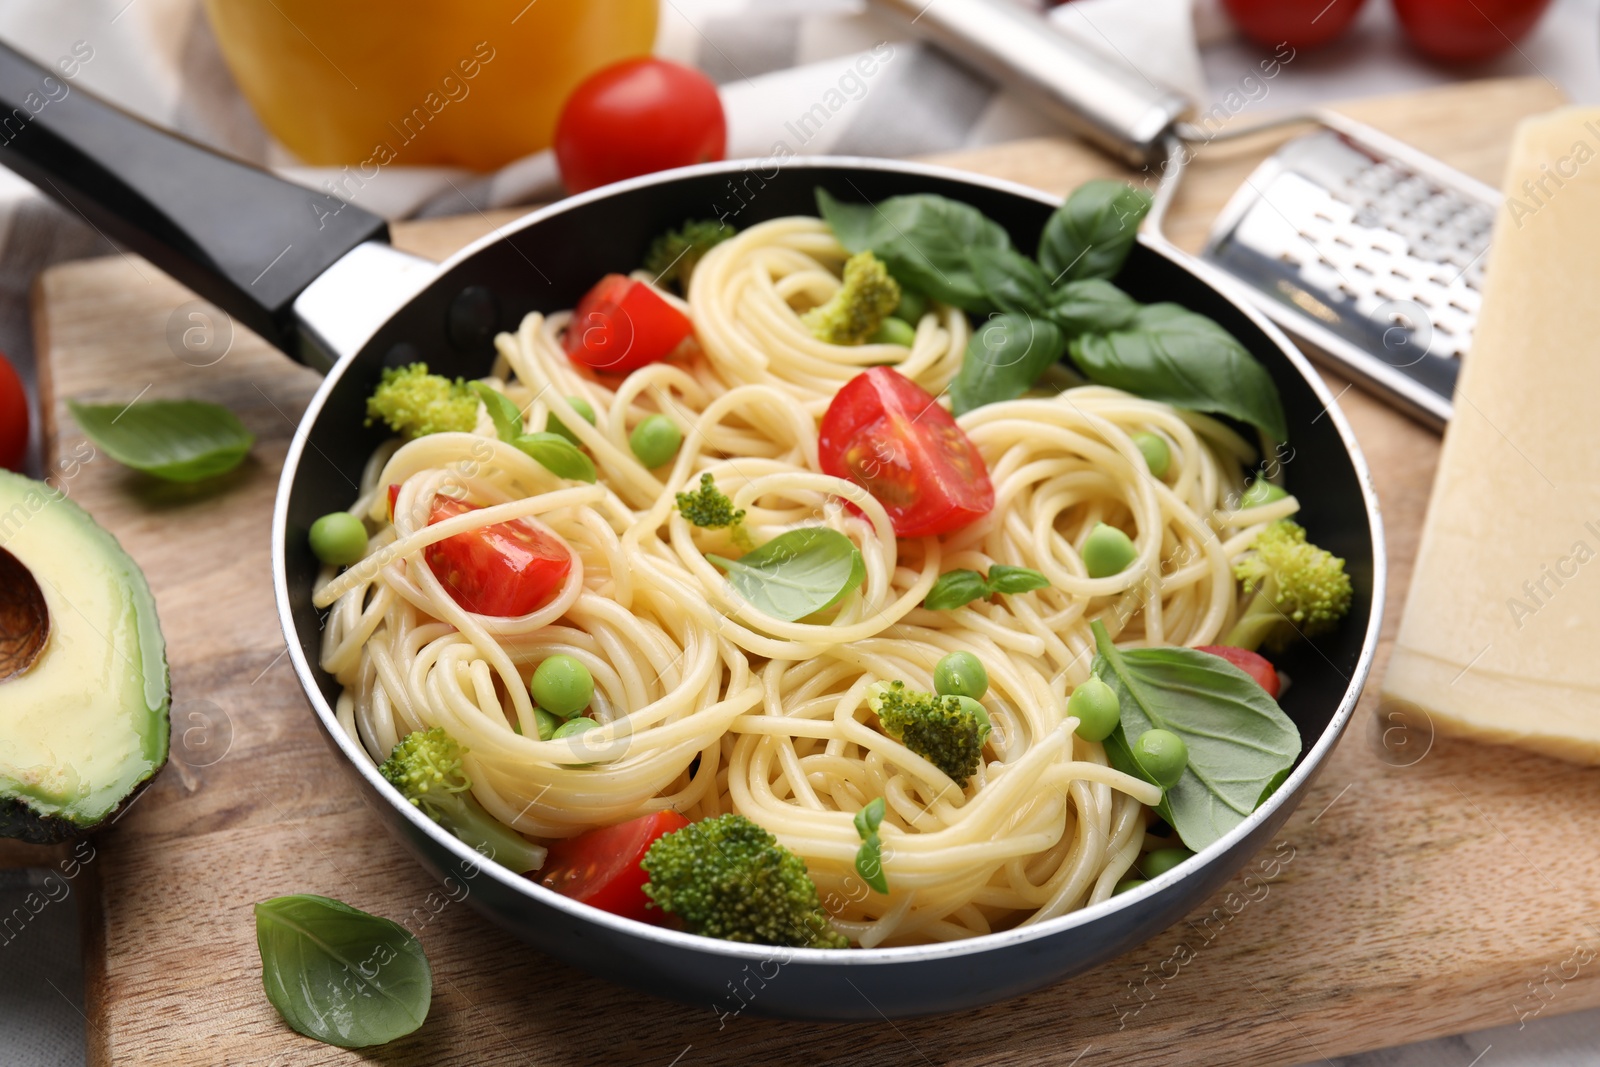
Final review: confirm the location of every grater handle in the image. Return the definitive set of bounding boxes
[869,0,1191,167]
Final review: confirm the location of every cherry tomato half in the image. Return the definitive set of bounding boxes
[0,351,28,471]
[819,367,994,538]
[554,57,726,194]
[1221,0,1368,50]
[539,810,690,923]
[388,487,574,617]
[1197,645,1280,699]
[1392,0,1552,63]
[564,273,695,374]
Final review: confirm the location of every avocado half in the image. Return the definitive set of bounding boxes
[0,470,170,842]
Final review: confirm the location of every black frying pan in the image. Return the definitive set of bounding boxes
[0,40,1384,1019]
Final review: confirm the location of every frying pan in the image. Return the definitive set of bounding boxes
[0,40,1384,1019]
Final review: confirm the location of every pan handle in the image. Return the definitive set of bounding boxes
[0,39,390,360]
[869,0,1191,168]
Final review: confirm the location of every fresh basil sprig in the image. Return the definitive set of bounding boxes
[67,398,253,482]
[853,796,889,894]
[950,313,1067,416]
[469,382,597,484]
[923,564,1049,610]
[708,527,866,622]
[1089,621,1300,853]
[255,894,432,1049]
[1070,304,1289,442]
[1038,179,1153,283]
[816,188,1010,312]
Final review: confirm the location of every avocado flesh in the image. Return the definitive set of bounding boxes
[0,470,170,842]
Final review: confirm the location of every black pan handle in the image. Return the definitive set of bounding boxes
[0,39,389,358]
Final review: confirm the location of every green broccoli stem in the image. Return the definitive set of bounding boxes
[1221,582,1280,652]
[422,790,544,873]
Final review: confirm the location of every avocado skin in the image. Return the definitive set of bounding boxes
[0,471,172,841]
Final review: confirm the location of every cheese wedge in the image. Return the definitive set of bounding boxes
[1384,107,1600,764]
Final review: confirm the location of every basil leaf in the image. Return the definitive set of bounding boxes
[1048,279,1142,335]
[255,894,431,1048]
[469,382,523,443]
[1038,180,1153,283]
[949,312,1067,416]
[1069,304,1289,442]
[707,527,865,622]
[923,569,991,610]
[816,188,1011,312]
[853,796,888,894]
[1090,621,1300,853]
[67,398,253,482]
[513,432,597,484]
[986,565,1049,594]
[967,247,1052,315]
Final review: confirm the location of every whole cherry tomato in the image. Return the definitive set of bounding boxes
[564,273,695,374]
[1392,0,1552,63]
[539,810,690,923]
[1221,0,1369,50]
[819,367,994,539]
[1196,645,1281,699]
[0,351,27,471]
[554,58,726,194]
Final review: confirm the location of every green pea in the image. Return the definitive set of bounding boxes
[552,716,600,740]
[1241,479,1288,508]
[630,414,682,468]
[1068,676,1121,742]
[1113,877,1146,896]
[951,694,991,734]
[532,707,562,741]
[1138,847,1193,879]
[895,288,928,324]
[1082,523,1138,578]
[871,317,916,347]
[308,512,368,566]
[1131,432,1170,479]
[530,654,594,719]
[545,396,597,445]
[933,651,988,699]
[1133,728,1189,789]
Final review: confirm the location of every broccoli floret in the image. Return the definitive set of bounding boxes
[803,250,902,346]
[675,473,745,528]
[868,680,991,786]
[644,219,733,293]
[366,363,479,439]
[380,728,544,873]
[1223,519,1353,653]
[640,813,848,949]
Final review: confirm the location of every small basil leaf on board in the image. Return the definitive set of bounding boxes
[513,432,597,484]
[967,246,1053,315]
[815,188,1011,312]
[67,398,253,482]
[922,569,991,611]
[853,796,889,894]
[949,312,1067,416]
[707,527,865,622]
[1048,279,1143,336]
[1069,304,1289,442]
[469,382,524,443]
[985,565,1049,594]
[1089,620,1300,853]
[1038,180,1153,283]
[255,894,431,1049]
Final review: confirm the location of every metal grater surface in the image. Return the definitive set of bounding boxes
[1202,124,1501,427]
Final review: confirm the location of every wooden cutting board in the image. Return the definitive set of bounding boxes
[9,76,1595,1067]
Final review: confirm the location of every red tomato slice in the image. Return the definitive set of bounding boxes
[554,58,726,194]
[1197,645,1280,699]
[388,486,573,617]
[564,273,694,374]
[819,367,994,538]
[0,351,27,471]
[539,810,690,923]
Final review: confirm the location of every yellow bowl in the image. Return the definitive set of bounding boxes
[203,0,658,170]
